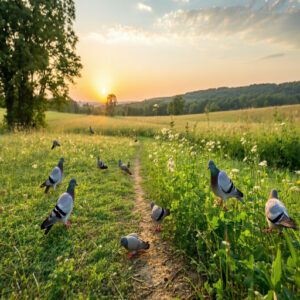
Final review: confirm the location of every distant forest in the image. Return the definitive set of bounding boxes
[1,81,299,116]
[118,81,300,116]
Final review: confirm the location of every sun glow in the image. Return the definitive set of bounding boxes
[101,87,108,96]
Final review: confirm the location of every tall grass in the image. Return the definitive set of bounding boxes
[141,128,300,299]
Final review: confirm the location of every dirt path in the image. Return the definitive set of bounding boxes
[130,158,197,300]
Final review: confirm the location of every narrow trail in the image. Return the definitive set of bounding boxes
[130,158,197,300]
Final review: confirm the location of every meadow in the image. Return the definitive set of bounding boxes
[0,105,300,299]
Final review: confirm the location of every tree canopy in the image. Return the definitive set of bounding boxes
[0,0,82,129]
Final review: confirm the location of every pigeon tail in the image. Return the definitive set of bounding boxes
[44,186,51,194]
[280,215,297,229]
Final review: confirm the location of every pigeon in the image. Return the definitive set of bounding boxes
[265,189,297,232]
[120,233,150,258]
[150,202,170,232]
[51,140,60,150]
[208,160,243,209]
[119,160,132,175]
[40,157,64,193]
[41,178,77,234]
[97,157,108,169]
[89,126,94,135]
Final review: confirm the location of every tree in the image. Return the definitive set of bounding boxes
[105,94,117,116]
[0,0,82,129]
[168,95,185,115]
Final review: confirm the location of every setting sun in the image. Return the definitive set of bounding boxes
[101,87,107,96]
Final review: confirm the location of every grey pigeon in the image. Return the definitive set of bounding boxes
[97,157,108,169]
[51,140,60,150]
[208,160,243,209]
[119,160,132,175]
[150,202,170,232]
[89,126,94,135]
[120,233,150,258]
[41,179,77,234]
[40,157,64,193]
[265,189,297,232]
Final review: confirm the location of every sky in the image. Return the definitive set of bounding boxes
[70,0,300,103]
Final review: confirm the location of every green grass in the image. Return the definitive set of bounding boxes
[0,133,138,298]
[0,105,300,299]
[140,131,300,299]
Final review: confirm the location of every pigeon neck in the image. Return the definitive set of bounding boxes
[67,187,75,199]
[58,161,64,172]
[210,166,219,177]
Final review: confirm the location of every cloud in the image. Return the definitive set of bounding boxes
[173,0,190,3]
[85,25,167,46]
[137,2,153,12]
[260,52,285,60]
[156,0,300,48]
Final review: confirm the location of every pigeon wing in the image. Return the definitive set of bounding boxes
[218,171,243,199]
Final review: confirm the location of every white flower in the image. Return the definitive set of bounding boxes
[251,145,257,153]
[289,186,300,192]
[243,156,248,162]
[258,160,267,167]
[295,170,300,175]
[231,169,240,173]
[167,158,175,172]
[280,122,286,126]
[148,154,153,159]
[191,151,197,156]
[161,128,168,135]
[155,135,160,140]
[222,241,230,247]
[253,186,261,191]
[32,164,38,169]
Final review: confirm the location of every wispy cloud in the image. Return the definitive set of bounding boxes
[137,2,153,13]
[173,0,190,3]
[156,0,300,48]
[85,25,167,46]
[260,53,285,60]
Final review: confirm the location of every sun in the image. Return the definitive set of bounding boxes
[101,87,108,96]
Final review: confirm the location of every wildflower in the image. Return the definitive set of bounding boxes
[243,156,248,162]
[280,122,286,126]
[258,160,267,167]
[161,128,168,135]
[155,135,160,140]
[222,241,230,247]
[251,145,257,153]
[148,154,153,159]
[90,154,94,158]
[289,186,300,192]
[231,169,240,173]
[253,186,261,191]
[240,137,247,145]
[191,151,197,156]
[32,164,38,169]
[167,158,175,172]
[295,170,300,175]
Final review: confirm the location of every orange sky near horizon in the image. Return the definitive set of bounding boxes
[69,0,300,103]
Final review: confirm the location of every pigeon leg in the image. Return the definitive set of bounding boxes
[127,251,137,259]
[65,220,71,229]
[154,225,161,233]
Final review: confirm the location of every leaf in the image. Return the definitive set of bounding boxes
[283,231,297,265]
[271,248,282,289]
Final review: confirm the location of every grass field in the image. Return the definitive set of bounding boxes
[0,105,300,299]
